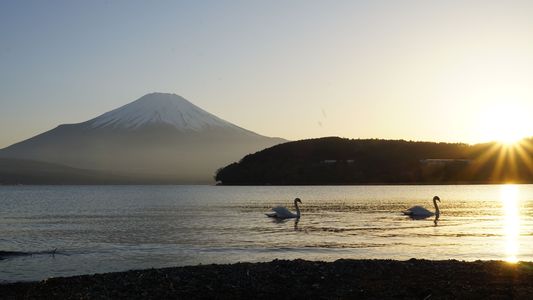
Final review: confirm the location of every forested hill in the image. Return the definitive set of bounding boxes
[215,137,533,185]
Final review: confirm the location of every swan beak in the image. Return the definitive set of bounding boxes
[295,198,302,203]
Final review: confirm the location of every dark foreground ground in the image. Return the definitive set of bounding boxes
[2,259,533,299]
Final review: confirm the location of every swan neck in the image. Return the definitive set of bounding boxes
[295,202,301,217]
[433,199,440,214]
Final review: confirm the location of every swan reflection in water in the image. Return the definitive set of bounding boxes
[403,196,441,226]
[268,212,301,231]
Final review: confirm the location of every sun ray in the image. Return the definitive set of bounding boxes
[515,140,533,178]
[466,142,502,180]
[505,144,519,182]
[491,145,508,182]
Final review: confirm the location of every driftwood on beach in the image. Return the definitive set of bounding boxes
[2,259,533,299]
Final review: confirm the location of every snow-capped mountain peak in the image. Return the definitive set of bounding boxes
[0,92,286,183]
[88,93,234,131]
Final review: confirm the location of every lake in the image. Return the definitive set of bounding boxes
[1,184,532,282]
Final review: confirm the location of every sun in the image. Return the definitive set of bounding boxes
[477,103,530,145]
[499,132,524,146]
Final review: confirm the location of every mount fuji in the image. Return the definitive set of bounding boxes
[0,93,286,183]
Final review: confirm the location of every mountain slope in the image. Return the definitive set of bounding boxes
[0,93,286,183]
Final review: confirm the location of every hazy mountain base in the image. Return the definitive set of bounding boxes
[0,125,285,184]
[216,137,533,185]
[0,158,222,185]
[0,159,142,185]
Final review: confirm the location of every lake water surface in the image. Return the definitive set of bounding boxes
[1,184,533,281]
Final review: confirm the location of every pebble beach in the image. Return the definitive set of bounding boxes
[2,259,533,299]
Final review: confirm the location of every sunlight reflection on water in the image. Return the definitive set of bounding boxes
[501,185,520,263]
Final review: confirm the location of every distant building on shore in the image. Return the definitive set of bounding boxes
[420,159,471,166]
[321,159,356,164]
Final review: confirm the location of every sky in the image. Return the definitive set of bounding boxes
[2,0,533,148]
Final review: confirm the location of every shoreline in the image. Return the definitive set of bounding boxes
[2,259,533,299]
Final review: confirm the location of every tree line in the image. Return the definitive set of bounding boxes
[215,137,533,185]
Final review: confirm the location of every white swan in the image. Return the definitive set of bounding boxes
[403,196,440,219]
[266,198,302,219]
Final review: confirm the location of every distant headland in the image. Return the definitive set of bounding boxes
[216,136,533,185]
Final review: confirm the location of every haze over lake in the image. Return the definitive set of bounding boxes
[2,184,532,282]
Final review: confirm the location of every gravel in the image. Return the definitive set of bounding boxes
[2,259,533,299]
